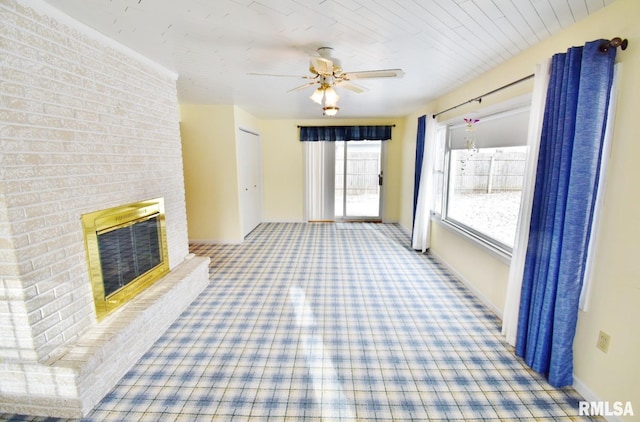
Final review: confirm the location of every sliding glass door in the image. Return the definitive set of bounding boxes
[335,140,383,220]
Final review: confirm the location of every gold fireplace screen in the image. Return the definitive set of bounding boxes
[81,198,169,320]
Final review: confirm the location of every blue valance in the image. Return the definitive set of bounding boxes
[299,125,393,142]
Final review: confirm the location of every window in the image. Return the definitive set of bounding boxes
[441,105,530,254]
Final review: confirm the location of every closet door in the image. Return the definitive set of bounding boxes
[237,129,262,237]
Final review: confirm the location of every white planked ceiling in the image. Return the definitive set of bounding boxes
[41,0,616,119]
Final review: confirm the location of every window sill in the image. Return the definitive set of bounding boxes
[430,214,512,265]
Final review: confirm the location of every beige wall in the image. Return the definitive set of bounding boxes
[234,106,262,132]
[260,120,305,222]
[382,120,405,222]
[180,104,263,243]
[180,104,243,243]
[397,0,639,415]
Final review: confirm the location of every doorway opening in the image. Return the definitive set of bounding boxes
[335,140,383,221]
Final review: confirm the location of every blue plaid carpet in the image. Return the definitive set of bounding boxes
[3,223,600,421]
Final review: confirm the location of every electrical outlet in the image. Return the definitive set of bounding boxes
[596,331,611,353]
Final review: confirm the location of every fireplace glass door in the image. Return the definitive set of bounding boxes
[98,216,162,297]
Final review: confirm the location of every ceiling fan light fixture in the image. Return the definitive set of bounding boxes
[323,106,339,117]
[310,88,324,104]
[323,87,339,106]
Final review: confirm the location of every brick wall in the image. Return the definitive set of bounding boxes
[1,0,189,390]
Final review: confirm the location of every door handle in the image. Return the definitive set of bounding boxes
[378,174,383,186]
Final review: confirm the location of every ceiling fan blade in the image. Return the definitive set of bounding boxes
[247,72,315,79]
[287,82,317,93]
[341,69,405,80]
[310,56,334,76]
[335,80,367,94]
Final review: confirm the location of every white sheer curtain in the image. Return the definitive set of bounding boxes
[304,141,335,221]
[501,61,550,345]
[411,114,438,252]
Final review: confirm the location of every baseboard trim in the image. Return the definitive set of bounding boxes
[188,238,243,245]
[572,376,624,422]
[427,249,504,320]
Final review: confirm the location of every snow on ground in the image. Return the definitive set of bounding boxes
[447,190,522,247]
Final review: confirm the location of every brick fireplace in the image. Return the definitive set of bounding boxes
[0,0,209,417]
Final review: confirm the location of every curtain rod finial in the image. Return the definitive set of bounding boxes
[599,37,628,53]
[610,37,628,50]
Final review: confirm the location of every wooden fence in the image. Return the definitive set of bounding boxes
[336,152,380,195]
[454,150,526,193]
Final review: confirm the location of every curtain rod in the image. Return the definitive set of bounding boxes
[432,73,534,119]
[432,36,629,120]
[297,124,396,128]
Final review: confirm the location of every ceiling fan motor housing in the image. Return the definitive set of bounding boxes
[309,47,343,76]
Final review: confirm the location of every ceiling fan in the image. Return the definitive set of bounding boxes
[249,47,405,116]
